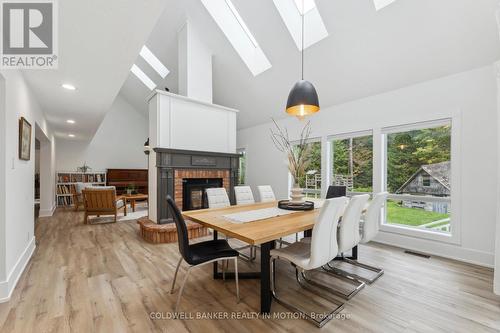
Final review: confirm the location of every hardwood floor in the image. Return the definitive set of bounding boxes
[0,209,499,332]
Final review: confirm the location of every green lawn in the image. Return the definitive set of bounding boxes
[386,200,449,227]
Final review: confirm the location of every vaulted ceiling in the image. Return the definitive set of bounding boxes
[120,0,500,130]
[22,0,168,140]
[23,0,500,139]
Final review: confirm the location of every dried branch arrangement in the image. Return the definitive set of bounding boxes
[270,119,312,186]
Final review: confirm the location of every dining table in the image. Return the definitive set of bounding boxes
[182,200,358,314]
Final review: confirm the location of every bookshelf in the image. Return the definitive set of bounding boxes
[56,171,107,207]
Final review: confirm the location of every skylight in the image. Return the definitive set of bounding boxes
[140,45,169,78]
[130,64,156,90]
[201,0,271,76]
[273,0,328,50]
[373,0,397,11]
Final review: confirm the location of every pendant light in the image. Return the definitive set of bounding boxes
[286,0,320,119]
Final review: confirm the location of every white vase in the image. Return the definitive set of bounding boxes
[290,184,305,203]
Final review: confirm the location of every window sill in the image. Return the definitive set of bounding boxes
[379,223,460,245]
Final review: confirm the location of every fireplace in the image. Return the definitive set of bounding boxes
[183,178,223,211]
[153,148,240,224]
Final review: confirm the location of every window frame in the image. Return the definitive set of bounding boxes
[288,137,322,198]
[327,130,374,195]
[380,117,461,245]
[237,147,247,186]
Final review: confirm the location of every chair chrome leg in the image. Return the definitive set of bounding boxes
[234,258,240,303]
[341,258,384,284]
[170,257,183,294]
[301,268,365,300]
[326,257,383,284]
[173,257,240,313]
[270,258,344,328]
[175,266,192,313]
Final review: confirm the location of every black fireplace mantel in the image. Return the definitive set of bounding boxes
[154,148,240,224]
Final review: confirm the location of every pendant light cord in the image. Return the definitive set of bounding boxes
[301,0,304,80]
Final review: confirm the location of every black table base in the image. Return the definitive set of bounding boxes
[212,229,356,314]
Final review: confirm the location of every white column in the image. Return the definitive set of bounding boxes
[178,21,213,103]
[321,136,330,198]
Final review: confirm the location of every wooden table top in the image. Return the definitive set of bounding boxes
[182,201,321,245]
[123,194,148,199]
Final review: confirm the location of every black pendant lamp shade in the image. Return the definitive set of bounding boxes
[285,0,320,119]
[286,80,320,117]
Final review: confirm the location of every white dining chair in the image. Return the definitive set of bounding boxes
[206,187,254,261]
[337,192,388,284]
[321,194,369,298]
[234,185,257,260]
[206,188,231,209]
[257,185,276,202]
[270,197,348,327]
[234,186,255,205]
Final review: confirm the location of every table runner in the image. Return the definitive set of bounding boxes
[223,199,325,224]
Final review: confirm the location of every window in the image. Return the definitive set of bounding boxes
[201,0,271,76]
[292,141,321,198]
[272,0,328,50]
[139,45,169,78]
[422,175,431,187]
[373,0,398,11]
[237,148,246,185]
[330,133,373,193]
[384,121,451,234]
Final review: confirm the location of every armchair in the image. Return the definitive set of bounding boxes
[82,186,127,224]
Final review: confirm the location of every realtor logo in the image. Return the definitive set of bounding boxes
[1,0,58,68]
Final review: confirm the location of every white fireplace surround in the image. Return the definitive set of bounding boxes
[147,90,238,154]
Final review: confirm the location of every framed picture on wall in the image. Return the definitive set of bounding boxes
[19,117,32,161]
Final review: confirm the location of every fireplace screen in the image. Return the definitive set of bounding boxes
[182,178,223,211]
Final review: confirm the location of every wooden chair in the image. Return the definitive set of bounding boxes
[82,187,127,224]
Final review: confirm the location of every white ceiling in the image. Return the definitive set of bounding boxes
[120,0,500,130]
[22,0,168,140]
[25,0,500,138]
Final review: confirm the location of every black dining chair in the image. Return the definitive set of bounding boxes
[167,195,240,312]
[326,185,347,199]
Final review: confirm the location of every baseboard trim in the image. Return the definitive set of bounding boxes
[39,203,56,217]
[374,231,494,268]
[0,237,36,303]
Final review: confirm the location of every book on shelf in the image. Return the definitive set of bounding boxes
[56,171,106,206]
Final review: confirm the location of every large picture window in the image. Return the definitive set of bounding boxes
[330,133,373,193]
[293,141,322,198]
[384,121,452,234]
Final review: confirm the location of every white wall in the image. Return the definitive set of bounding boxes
[0,70,56,301]
[238,65,497,268]
[56,95,148,171]
[495,61,500,295]
[39,134,57,217]
[0,74,6,284]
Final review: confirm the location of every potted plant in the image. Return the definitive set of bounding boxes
[126,184,137,195]
[270,119,312,203]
